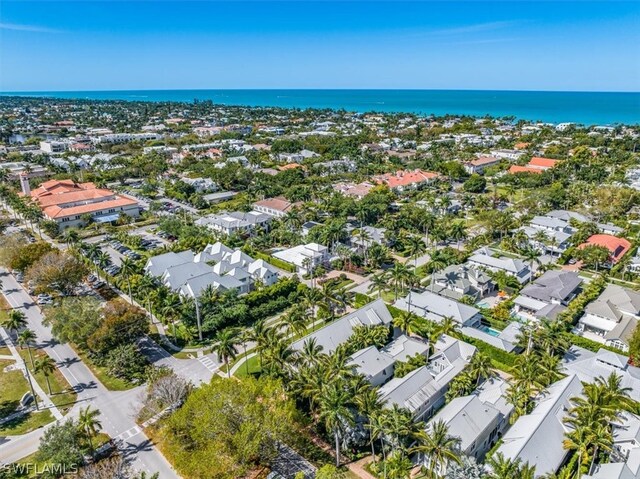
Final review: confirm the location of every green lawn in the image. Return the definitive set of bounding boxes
[233,354,261,378]
[0,359,29,419]
[0,409,54,436]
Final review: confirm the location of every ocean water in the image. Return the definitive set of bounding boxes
[2,89,639,125]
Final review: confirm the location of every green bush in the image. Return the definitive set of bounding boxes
[567,333,626,355]
[461,334,518,372]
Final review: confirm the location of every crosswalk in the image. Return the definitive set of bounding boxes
[115,425,142,442]
[198,355,219,373]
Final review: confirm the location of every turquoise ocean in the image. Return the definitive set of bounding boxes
[2,90,639,125]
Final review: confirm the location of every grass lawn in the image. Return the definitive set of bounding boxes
[0,359,29,419]
[17,348,77,414]
[74,347,132,391]
[233,354,261,378]
[0,409,54,436]
[0,293,11,322]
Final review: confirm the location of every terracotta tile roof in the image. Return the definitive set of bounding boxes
[468,156,499,166]
[514,142,530,150]
[278,163,304,171]
[30,180,138,220]
[254,196,299,213]
[374,169,439,188]
[43,197,138,219]
[509,165,544,174]
[529,157,559,169]
[579,234,631,263]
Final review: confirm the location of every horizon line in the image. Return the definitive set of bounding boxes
[2,87,640,95]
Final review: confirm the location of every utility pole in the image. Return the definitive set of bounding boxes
[23,359,39,411]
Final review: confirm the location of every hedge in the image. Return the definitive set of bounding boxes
[460,334,519,372]
[243,246,297,273]
[567,333,626,356]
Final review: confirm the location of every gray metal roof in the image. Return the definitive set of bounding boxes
[496,375,583,477]
[520,270,582,303]
[290,299,393,354]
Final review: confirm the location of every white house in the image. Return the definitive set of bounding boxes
[272,243,330,274]
[468,248,531,284]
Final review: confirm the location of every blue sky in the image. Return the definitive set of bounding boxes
[1,1,639,92]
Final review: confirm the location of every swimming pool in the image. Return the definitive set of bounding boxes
[478,325,501,337]
[476,301,491,309]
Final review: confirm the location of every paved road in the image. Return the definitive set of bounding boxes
[0,270,183,477]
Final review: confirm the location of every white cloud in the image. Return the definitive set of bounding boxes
[0,22,62,33]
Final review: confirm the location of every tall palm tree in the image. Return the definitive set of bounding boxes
[405,235,427,269]
[281,305,307,339]
[211,328,241,378]
[300,337,325,367]
[3,309,27,339]
[34,356,57,395]
[355,387,386,463]
[393,311,421,337]
[119,257,137,303]
[318,382,354,467]
[469,352,493,387]
[429,257,447,292]
[521,247,542,276]
[448,222,467,250]
[368,273,388,299]
[388,262,410,301]
[438,316,460,338]
[486,452,524,479]
[18,328,37,368]
[78,406,102,455]
[411,420,461,478]
[95,250,112,284]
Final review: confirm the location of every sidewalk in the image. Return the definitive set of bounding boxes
[0,326,63,421]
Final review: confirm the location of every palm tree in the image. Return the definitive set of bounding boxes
[281,305,307,339]
[34,356,56,395]
[428,257,447,292]
[95,250,111,283]
[486,452,524,479]
[302,286,322,320]
[78,406,102,455]
[388,262,410,301]
[3,309,27,339]
[405,235,427,269]
[318,382,354,467]
[120,257,137,303]
[393,311,421,337]
[448,222,467,250]
[469,352,493,387]
[300,337,325,367]
[438,316,460,338]
[211,328,241,378]
[368,273,388,299]
[355,387,385,463]
[521,247,542,276]
[411,420,461,478]
[18,328,37,368]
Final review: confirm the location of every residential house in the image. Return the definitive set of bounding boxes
[578,234,631,266]
[290,299,394,355]
[576,284,640,351]
[394,290,483,327]
[373,169,439,192]
[424,377,513,469]
[495,375,584,478]
[513,270,582,321]
[562,346,640,398]
[272,243,330,274]
[378,335,476,421]
[253,196,299,218]
[431,263,494,301]
[460,322,523,353]
[333,181,375,199]
[348,334,430,387]
[463,156,500,174]
[508,156,559,175]
[468,248,532,284]
[195,210,272,236]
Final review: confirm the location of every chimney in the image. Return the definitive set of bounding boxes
[19,173,31,196]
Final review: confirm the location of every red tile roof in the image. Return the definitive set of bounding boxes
[579,234,631,263]
[253,196,299,213]
[373,169,439,188]
[529,157,559,169]
[509,165,543,174]
[30,180,138,220]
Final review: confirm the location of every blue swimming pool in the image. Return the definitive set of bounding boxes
[478,325,501,337]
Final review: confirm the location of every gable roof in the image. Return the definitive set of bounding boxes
[520,270,582,303]
[290,299,393,354]
[496,375,583,477]
[394,290,480,326]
